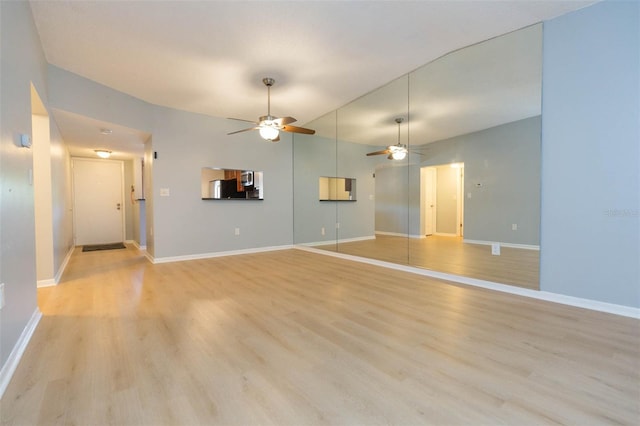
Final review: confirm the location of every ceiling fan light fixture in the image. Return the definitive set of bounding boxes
[391,150,407,160]
[95,149,111,159]
[259,126,279,141]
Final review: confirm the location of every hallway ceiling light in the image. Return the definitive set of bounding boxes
[95,150,111,159]
[100,128,113,135]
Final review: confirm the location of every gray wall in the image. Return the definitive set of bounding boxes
[49,124,74,273]
[540,0,639,307]
[418,116,541,245]
[293,133,377,244]
[48,68,297,260]
[293,133,338,244]
[374,116,541,244]
[1,0,47,367]
[150,106,294,259]
[375,164,410,236]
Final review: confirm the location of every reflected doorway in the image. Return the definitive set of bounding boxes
[421,163,464,238]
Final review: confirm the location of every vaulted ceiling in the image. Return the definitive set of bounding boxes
[29,0,595,156]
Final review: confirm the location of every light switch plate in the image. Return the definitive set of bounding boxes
[159,188,170,197]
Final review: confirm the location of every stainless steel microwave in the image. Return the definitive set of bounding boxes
[240,171,253,187]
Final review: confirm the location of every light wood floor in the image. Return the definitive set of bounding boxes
[2,245,638,425]
[318,235,540,289]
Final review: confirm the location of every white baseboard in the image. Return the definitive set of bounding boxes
[37,245,75,288]
[36,278,56,288]
[151,244,294,264]
[130,240,147,250]
[434,232,458,237]
[300,235,376,247]
[0,308,42,399]
[375,231,425,239]
[294,246,639,319]
[464,239,540,251]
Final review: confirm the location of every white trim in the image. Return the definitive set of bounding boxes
[130,240,147,250]
[464,239,540,251]
[376,231,425,239]
[36,278,56,288]
[299,235,376,247]
[37,245,75,288]
[0,308,42,399]
[294,246,639,319]
[143,250,154,264]
[56,245,74,282]
[151,244,294,264]
[434,232,458,237]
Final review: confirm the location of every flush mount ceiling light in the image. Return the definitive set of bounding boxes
[100,128,113,135]
[95,150,111,159]
[366,117,408,160]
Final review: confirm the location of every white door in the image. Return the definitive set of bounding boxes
[73,158,124,245]
[422,167,437,236]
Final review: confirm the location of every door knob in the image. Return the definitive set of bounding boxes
[117,203,121,210]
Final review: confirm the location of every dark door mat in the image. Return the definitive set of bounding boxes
[82,242,126,252]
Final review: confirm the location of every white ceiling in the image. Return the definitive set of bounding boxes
[52,109,150,159]
[29,0,595,156]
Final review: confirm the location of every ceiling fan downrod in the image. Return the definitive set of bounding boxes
[263,77,275,119]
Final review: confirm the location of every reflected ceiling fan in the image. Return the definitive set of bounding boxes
[227,77,315,142]
[366,117,408,160]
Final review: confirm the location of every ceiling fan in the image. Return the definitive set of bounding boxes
[366,117,408,160]
[227,77,316,142]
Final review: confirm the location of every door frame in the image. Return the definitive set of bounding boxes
[71,157,126,245]
[420,163,464,237]
[420,166,437,236]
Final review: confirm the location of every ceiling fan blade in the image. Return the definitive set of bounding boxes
[282,125,315,135]
[227,117,258,124]
[274,116,297,126]
[227,127,259,135]
[366,149,391,156]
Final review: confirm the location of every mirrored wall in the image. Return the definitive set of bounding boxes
[294,24,542,290]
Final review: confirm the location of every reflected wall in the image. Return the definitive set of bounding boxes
[294,24,542,289]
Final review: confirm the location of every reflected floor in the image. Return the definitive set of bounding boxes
[316,235,539,290]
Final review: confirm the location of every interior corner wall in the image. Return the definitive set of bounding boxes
[49,122,74,274]
[0,0,49,368]
[540,0,640,307]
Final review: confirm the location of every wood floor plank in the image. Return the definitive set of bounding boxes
[319,234,540,289]
[1,245,638,425]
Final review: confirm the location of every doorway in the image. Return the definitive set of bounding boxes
[420,163,464,237]
[72,158,125,245]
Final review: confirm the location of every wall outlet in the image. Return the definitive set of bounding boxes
[0,283,5,310]
[234,227,240,236]
[321,227,325,236]
[159,188,170,196]
[491,243,501,256]
[512,224,518,231]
